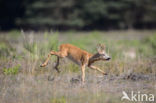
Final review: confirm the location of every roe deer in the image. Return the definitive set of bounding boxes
[40,43,111,82]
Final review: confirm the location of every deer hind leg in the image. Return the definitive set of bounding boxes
[40,50,67,67]
[40,52,52,67]
[54,56,60,73]
[88,65,107,75]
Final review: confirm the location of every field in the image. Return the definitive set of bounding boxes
[0,30,156,103]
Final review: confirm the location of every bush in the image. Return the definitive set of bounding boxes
[3,64,20,75]
[47,32,59,51]
[39,32,59,59]
[24,42,37,54]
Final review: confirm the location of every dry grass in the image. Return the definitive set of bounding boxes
[0,30,156,103]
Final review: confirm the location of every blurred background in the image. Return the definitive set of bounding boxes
[0,0,156,31]
[0,0,156,103]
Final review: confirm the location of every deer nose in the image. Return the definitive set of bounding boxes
[106,57,111,60]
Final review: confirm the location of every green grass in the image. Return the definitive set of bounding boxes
[3,64,20,75]
[50,96,66,103]
[0,30,156,74]
[0,30,155,103]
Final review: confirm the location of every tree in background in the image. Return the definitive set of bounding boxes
[17,0,83,30]
[0,0,24,30]
[0,0,156,30]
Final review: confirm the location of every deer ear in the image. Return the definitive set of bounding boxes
[101,44,105,50]
[96,43,102,53]
[96,43,106,53]
[97,43,102,47]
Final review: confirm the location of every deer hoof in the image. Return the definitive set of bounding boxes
[40,64,45,67]
[103,73,108,75]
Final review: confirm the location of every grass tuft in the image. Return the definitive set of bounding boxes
[3,64,20,75]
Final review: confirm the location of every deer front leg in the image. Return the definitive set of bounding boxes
[81,65,86,82]
[89,65,107,75]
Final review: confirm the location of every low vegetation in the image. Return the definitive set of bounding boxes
[0,30,155,103]
[3,64,20,75]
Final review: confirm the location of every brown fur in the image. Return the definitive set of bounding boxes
[40,43,109,82]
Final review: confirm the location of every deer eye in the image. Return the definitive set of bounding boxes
[101,54,105,56]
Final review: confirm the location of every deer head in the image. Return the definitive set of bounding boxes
[96,44,111,60]
[89,44,111,65]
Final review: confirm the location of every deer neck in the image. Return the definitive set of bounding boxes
[88,53,100,66]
